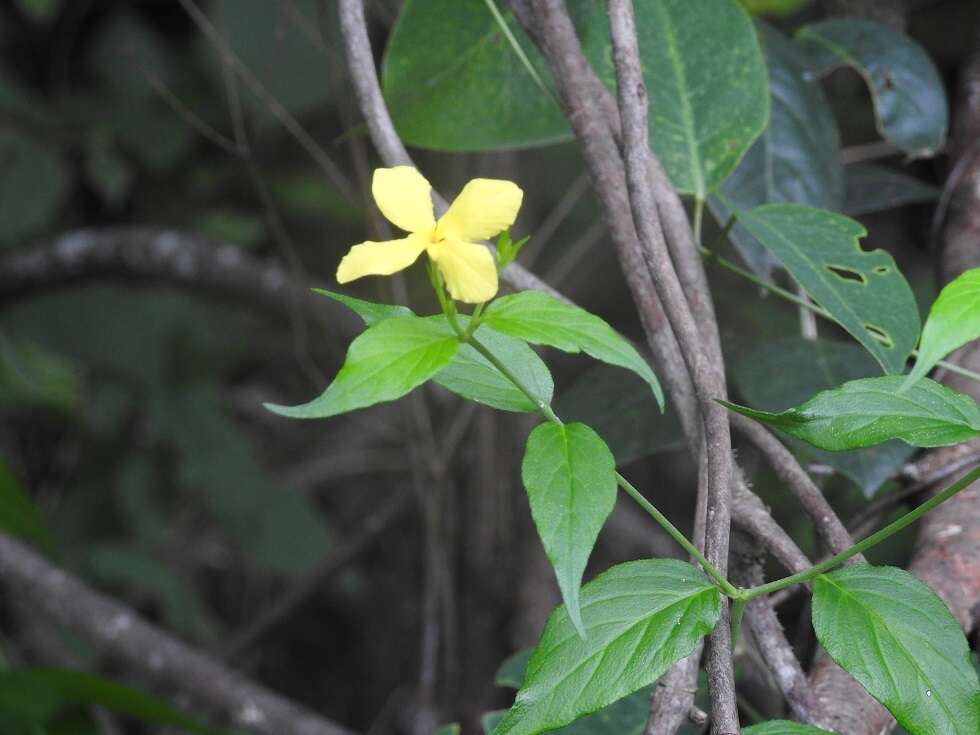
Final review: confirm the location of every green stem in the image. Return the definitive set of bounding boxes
[743,464,980,600]
[616,473,740,598]
[464,325,737,596]
[730,597,747,646]
[693,197,705,247]
[698,244,980,385]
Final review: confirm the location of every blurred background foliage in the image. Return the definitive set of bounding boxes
[0,0,975,733]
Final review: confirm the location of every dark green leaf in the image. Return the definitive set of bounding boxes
[713,21,841,276]
[632,0,768,197]
[0,130,68,244]
[743,723,835,734]
[734,204,920,374]
[904,268,980,388]
[266,315,458,419]
[556,365,684,466]
[484,689,655,735]
[312,289,413,326]
[796,19,947,156]
[0,457,51,551]
[812,565,980,735]
[0,668,220,734]
[382,0,571,151]
[722,376,980,451]
[0,337,80,415]
[521,422,617,637]
[731,337,915,496]
[436,724,461,735]
[485,291,663,408]
[435,325,553,412]
[843,163,940,217]
[492,559,720,735]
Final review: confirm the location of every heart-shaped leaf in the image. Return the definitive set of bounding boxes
[795,19,947,156]
[492,559,720,735]
[721,376,980,451]
[812,564,980,735]
[903,268,980,388]
[711,20,842,276]
[734,204,920,374]
[485,291,663,408]
[265,315,458,419]
[522,422,617,637]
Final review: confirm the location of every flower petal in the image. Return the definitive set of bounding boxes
[372,167,436,234]
[336,235,427,283]
[429,239,499,304]
[436,178,523,242]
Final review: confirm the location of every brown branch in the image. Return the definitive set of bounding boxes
[606,3,737,731]
[0,227,312,318]
[732,415,861,561]
[0,533,356,735]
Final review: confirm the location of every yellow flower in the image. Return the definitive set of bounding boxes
[337,167,523,304]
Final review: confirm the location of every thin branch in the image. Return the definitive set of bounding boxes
[0,533,356,735]
[606,3,737,731]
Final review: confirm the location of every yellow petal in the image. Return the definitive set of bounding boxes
[429,239,498,304]
[336,235,427,283]
[372,167,436,234]
[436,178,523,242]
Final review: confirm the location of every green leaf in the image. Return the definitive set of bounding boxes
[734,204,920,374]
[496,649,533,689]
[712,20,841,276]
[435,325,554,412]
[485,291,663,409]
[312,289,413,326]
[382,0,572,150]
[0,457,51,551]
[731,336,915,496]
[843,163,940,217]
[382,0,767,181]
[556,366,684,466]
[266,315,458,419]
[0,668,221,734]
[722,376,980,451]
[903,268,980,388]
[485,689,658,735]
[492,559,720,735]
[0,130,68,244]
[521,422,617,637]
[436,724,461,735]
[740,0,812,15]
[634,0,768,197]
[812,564,980,735]
[796,19,947,156]
[743,723,835,735]
[0,337,80,415]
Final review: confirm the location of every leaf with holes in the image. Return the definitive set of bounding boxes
[492,559,720,735]
[843,163,940,217]
[743,723,835,735]
[721,376,980,451]
[435,324,554,412]
[812,565,980,735]
[903,268,980,388]
[734,204,919,374]
[521,422,617,637]
[265,315,458,419]
[796,19,947,156]
[484,291,663,408]
[711,20,842,276]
